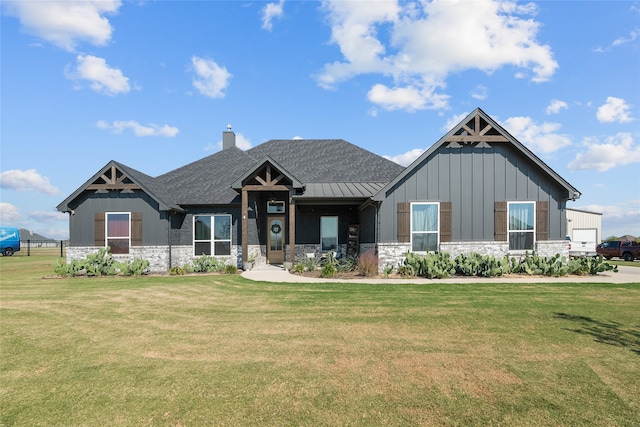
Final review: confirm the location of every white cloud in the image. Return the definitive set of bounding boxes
[383,148,425,166]
[317,0,557,112]
[0,203,22,223]
[0,169,59,195]
[597,97,634,123]
[262,0,285,31]
[546,99,568,115]
[567,133,640,172]
[29,211,66,222]
[573,200,640,238]
[97,120,179,137]
[612,28,640,46]
[67,55,130,95]
[470,85,488,101]
[501,116,572,154]
[3,0,121,51]
[442,112,470,133]
[191,56,232,99]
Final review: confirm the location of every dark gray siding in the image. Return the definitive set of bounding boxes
[295,205,361,245]
[68,191,168,246]
[378,144,567,242]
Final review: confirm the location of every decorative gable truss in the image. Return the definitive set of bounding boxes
[87,165,141,193]
[445,113,508,149]
[243,162,293,190]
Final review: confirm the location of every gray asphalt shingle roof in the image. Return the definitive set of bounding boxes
[58,138,405,210]
[157,139,404,205]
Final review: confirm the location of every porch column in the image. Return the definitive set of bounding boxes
[242,188,248,263]
[289,190,295,263]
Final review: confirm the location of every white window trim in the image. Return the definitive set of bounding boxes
[105,212,131,254]
[507,201,536,252]
[320,216,338,252]
[410,202,440,253]
[193,214,232,257]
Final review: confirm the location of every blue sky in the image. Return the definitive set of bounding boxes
[1,0,639,240]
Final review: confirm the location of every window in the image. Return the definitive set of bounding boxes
[508,202,535,250]
[267,201,285,214]
[320,216,338,251]
[411,203,439,252]
[194,215,231,256]
[106,212,130,254]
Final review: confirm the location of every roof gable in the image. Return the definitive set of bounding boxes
[56,161,180,212]
[374,108,580,201]
[231,156,304,190]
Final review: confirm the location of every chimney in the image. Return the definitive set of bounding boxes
[222,124,236,150]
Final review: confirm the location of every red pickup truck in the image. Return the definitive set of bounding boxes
[596,240,640,262]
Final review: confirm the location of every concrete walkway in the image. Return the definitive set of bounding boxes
[241,263,640,284]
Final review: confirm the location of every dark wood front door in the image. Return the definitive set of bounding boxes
[267,216,285,264]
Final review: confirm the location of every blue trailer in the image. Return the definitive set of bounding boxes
[0,227,21,256]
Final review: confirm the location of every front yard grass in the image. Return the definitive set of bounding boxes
[1,256,639,426]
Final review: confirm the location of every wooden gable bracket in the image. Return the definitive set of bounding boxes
[445,114,508,147]
[86,165,141,191]
[254,164,286,187]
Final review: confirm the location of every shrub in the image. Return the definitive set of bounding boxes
[404,252,455,279]
[397,264,415,277]
[292,263,305,273]
[567,255,618,276]
[192,255,224,273]
[170,266,185,275]
[383,264,394,277]
[357,249,379,277]
[320,263,336,278]
[223,264,238,275]
[303,256,319,272]
[119,258,150,276]
[337,255,358,273]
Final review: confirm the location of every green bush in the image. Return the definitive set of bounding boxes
[292,263,305,273]
[119,258,150,276]
[454,253,509,277]
[223,264,238,275]
[337,255,358,273]
[567,255,618,276]
[320,263,336,278]
[403,252,456,279]
[302,255,319,272]
[169,266,185,275]
[192,255,224,273]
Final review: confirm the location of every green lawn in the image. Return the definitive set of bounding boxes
[1,256,639,426]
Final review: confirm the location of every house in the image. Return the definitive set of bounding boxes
[57,108,580,272]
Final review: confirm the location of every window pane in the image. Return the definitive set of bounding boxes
[509,203,534,231]
[509,232,534,251]
[214,241,231,256]
[214,215,231,240]
[108,239,129,254]
[195,241,211,256]
[107,213,129,237]
[412,204,438,232]
[321,217,338,251]
[412,233,438,252]
[194,216,211,240]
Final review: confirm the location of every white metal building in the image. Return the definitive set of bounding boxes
[566,208,603,243]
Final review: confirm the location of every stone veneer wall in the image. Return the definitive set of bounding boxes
[377,240,570,272]
[67,245,242,274]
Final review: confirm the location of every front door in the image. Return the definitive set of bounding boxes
[267,216,285,264]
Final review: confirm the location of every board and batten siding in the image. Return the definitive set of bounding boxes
[378,143,567,243]
[67,191,168,246]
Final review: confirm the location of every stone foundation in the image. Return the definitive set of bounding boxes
[377,240,570,272]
